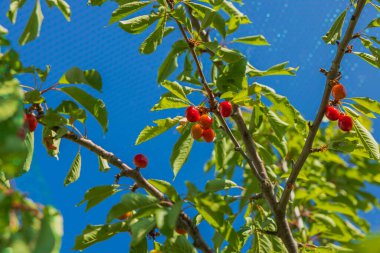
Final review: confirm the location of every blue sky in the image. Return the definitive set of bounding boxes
[1,0,380,252]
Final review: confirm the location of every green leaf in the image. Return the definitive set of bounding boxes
[360,37,373,48]
[7,0,27,24]
[121,193,158,211]
[21,132,34,175]
[77,185,120,211]
[34,206,63,253]
[105,203,127,223]
[155,200,183,236]
[0,25,8,35]
[367,17,380,28]
[247,62,299,77]
[157,40,188,83]
[39,109,68,127]
[205,179,239,192]
[87,0,107,6]
[98,156,110,172]
[232,35,270,46]
[130,217,156,246]
[353,119,380,160]
[106,193,158,223]
[185,2,226,37]
[171,4,190,29]
[60,87,108,132]
[45,0,71,21]
[266,109,289,139]
[151,94,190,111]
[215,47,245,63]
[42,126,62,158]
[255,83,307,134]
[322,9,347,44]
[200,10,216,30]
[252,229,273,253]
[193,193,232,228]
[170,125,194,179]
[64,151,81,186]
[164,235,198,253]
[109,1,151,24]
[148,179,181,202]
[59,67,102,91]
[24,90,44,104]
[158,53,179,84]
[130,237,148,253]
[349,97,380,115]
[119,14,160,34]
[19,0,44,45]
[353,52,380,68]
[221,1,251,25]
[177,54,201,85]
[161,80,189,102]
[135,116,181,145]
[55,100,87,124]
[74,222,129,250]
[216,58,247,92]
[218,221,240,250]
[139,17,168,54]
[193,193,237,249]
[315,202,357,217]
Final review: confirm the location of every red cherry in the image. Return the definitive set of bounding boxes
[175,228,187,235]
[133,154,148,168]
[185,106,200,122]
[325,106,340,121]
[338,115,353,132]
[202,128,215,143]
[191,124,204,140]
[199,114,213,129]
[118,211,133,220]
[219,101,232,117]
[332,83,346,101]
[25,113,37,132]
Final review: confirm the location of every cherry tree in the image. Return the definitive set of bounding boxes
[1,0,380,252]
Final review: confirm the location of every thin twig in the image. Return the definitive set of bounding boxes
[278,0,366,214]
[62,131,213,253]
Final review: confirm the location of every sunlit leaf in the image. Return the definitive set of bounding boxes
[170,125,194,179]
[353,119,380,160]
[232,35,270,46]
[19,0,44,45]
[77,185,120,211]
[60,87,108,132]
[109,1,151,24]
[74,222,129,250]
[322,9,347,44]
[64,151,81,186]
[135,116,181,145]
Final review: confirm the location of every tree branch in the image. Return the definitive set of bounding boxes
[63,132,213,253]
[172,6,299,252]
[231,107,277,209]
[169,9,265,183]
[278,0,366,213]
[231,107,299,252]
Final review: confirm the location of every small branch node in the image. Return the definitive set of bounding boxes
[345,45,353,53]
[319,68,328,76]
[129,183,139,192]
[310,144,328,153]
[286,183,295,190]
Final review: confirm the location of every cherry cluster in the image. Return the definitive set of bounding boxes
[325,83,352,132]
[186,101,232,143]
